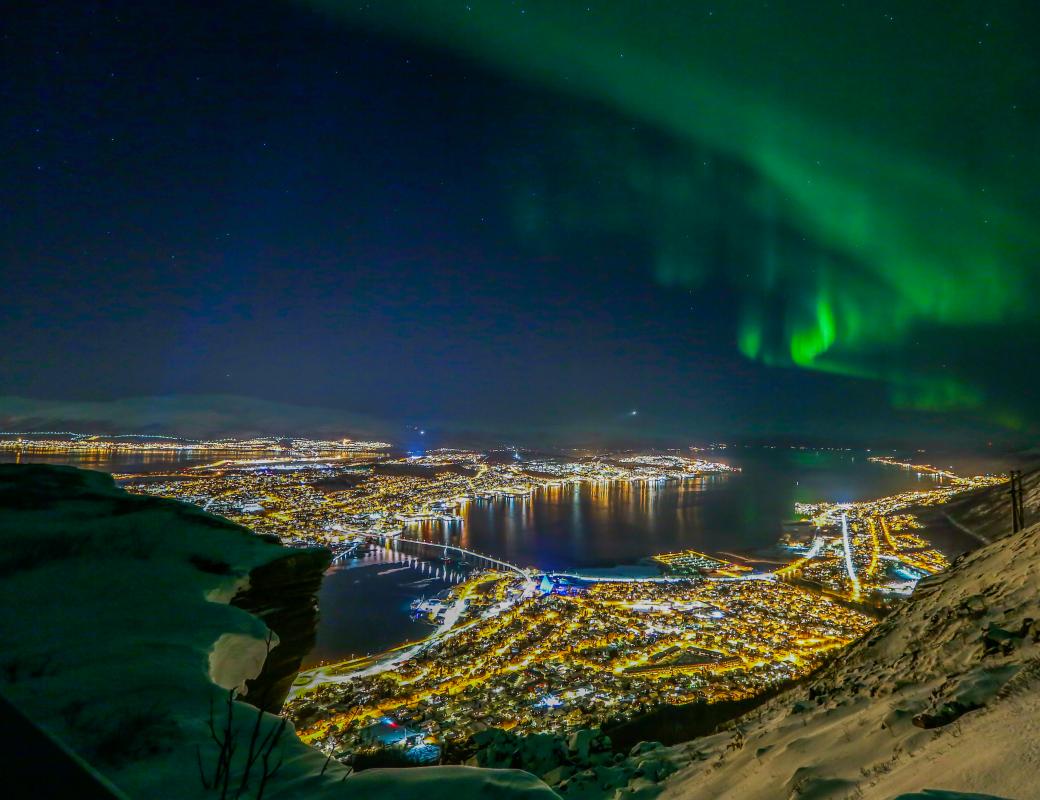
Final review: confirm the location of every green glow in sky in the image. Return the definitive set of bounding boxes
[309,1,1039,426]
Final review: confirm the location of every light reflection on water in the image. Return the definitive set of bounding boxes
[404,451,957,571]
[313,450,974,662]
[307,544,460,667]
[3,447,999,665]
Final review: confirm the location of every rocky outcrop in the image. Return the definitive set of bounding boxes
[0,463,330,714]
[0,464,558,799]
[467,727,679,798]
[232,547,331,713]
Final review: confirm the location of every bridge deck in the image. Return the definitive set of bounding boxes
[359,532,529,578]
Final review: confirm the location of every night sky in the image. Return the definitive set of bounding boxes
[4,1,1039,444]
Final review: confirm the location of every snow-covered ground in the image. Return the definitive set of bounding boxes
[0,465,557,799]
[646,517,1040,800]
[944,468,1039,544]
[478,479,1035,799]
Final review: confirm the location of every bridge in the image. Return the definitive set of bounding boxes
[356,532,531,581]
[329,539,368,562]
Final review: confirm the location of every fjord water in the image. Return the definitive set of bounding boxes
[408,449,967,570]
[305,547,459,666]
[0,445,995,665]
[308,449,988,665]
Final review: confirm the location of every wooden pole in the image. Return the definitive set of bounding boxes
[1009,470,1022,533]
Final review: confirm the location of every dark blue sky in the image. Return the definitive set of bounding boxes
[3,2,1037,445]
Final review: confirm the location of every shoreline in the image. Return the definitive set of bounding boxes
[291,570,538,696]
[292,460,1004,712]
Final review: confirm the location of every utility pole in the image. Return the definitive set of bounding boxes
[1008,470,1025,533]
[1016,471,1026,531]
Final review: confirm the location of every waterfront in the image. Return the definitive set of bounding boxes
[2,434,1010,749]
[407,449,970,570]
[308,448,986,667]
[306,548,454,667]
[1,438,1004,670]
[292,451,1006,751]
[0,448,248,473]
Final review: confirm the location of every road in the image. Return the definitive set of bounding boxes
[841,513,861,599]
[289,569,537,695]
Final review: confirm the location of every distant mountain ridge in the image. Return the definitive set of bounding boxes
[0,394,394,440]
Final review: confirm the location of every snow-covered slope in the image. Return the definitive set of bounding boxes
[645,519,1040,799]
[945,468,1039,543]
[0,465,556,799]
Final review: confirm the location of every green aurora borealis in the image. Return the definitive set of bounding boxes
[309,1,1039,429]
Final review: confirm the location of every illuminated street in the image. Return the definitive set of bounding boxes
[288,569,874,750]
[0,434,1004,757]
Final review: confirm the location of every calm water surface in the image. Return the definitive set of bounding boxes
[3,446,1004,665]
[306,550,456,666]
[311,449,998,664]
[406,450,961,570]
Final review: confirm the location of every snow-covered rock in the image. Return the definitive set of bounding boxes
[466,725,681,798]
[0,465,557,799]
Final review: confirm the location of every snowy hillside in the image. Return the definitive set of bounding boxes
[0,465,556,799]
[643,519,1039,799]
[944,467,1039,544]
